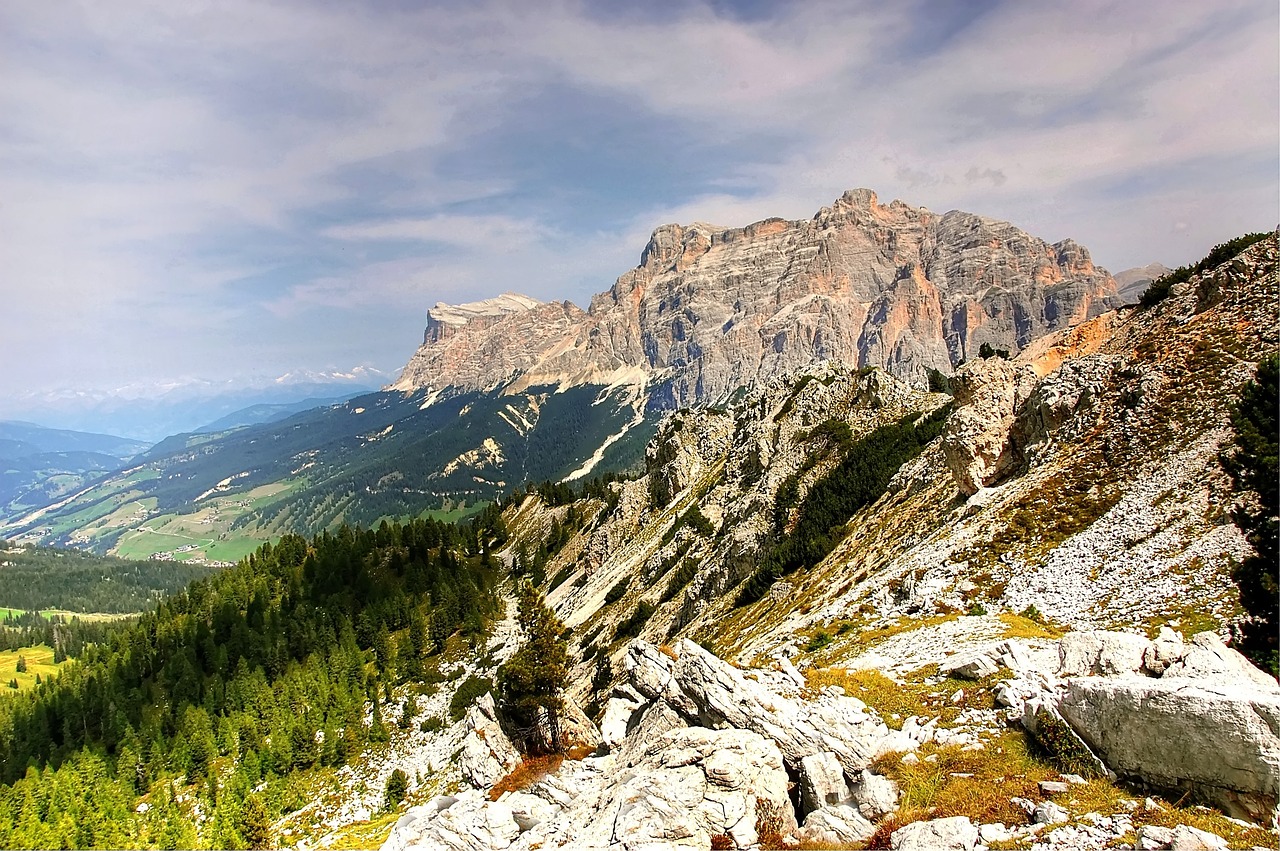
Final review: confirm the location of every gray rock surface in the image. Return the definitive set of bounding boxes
[798,751,852,814]
[940,357,1039,494]
[1168,824,1228,850]
[626,639,892,775]
[850,769,900,820]
[1058,676,1280,822]
[797,805,876,845]
[457,693,521,790]
[890,815,979,850]
[1058,630,1151,677]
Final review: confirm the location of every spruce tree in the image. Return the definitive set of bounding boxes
[239,794,273,849]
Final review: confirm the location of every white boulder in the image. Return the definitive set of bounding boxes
[850,769,900,820]
[1058,630,1151,677]
[1058,676,1280,822]
[890,815,979,850]
[457,693,522,790]
[796,805,875,845]
[798,751,852,814]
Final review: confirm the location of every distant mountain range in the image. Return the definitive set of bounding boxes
[2,370,389,442]
[0,421,150,525]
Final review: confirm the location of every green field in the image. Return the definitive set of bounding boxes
[0,644,63,692]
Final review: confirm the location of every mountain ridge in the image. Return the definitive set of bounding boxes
[392,189,1122,406]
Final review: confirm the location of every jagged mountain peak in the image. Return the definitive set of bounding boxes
[393,189,1121,405]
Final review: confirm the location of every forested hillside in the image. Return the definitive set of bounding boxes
[0,509,507,849]
[0,543,212,613]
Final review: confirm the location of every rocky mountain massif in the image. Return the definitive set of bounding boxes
[370,234,1277,850]
[395,189,1122,404]
[2,189,1124,561]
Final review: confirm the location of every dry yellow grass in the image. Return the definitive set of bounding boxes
[999,612,1064,640]
[803,665,1001,730]
[0,644,62,693]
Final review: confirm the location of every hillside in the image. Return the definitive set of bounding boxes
[0,383,652,560]
[0,421,150,525]
[0,233,1274,851]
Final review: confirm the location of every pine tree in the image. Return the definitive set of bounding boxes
[1224,354,1279,677]
[384,769,409,811]
[239,793,273,849]
[496,582,568,753]
[15,656,26,674]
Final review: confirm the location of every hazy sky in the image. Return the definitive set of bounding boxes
[2,0,1276,403]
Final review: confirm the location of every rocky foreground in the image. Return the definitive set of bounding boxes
[380,624,1278,851]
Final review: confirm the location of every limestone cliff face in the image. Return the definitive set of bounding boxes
[390,295,589,394]
[391,190,1121,403]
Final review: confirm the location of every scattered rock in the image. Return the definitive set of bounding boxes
[1168,824,1228,850]
[850,769,900,820]
[940,653,999,680]
[1033,800,1070,825]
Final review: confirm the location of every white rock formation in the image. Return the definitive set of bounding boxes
[456,694,521,790]
[890,815,979,850]
[1058,676,1280,823]
[625,639,892,775]
[391,190,1121,401]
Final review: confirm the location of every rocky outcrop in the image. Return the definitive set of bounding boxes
[940,357,1038,494]
[996,629,1280,824]
[391,295,591,394]
[456,694,522,790]
[625,639,893,776]
[391,190,1121,401]
[1060,677,1280,822]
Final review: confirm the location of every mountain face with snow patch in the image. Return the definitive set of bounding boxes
[391,189,1121,407]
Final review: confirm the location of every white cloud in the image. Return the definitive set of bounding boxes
[0,0,1275,402]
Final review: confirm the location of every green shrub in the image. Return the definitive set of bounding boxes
[448,675,494,722]
[384,768,409,810]
[1224,354,1279,676]
[805,631,833,652]
[614,601,657,641]
[1030,712,1101,778]
[604,579,630,605]
[1140,232,1271,307]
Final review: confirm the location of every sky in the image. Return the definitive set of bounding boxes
[1,0,1277,407]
